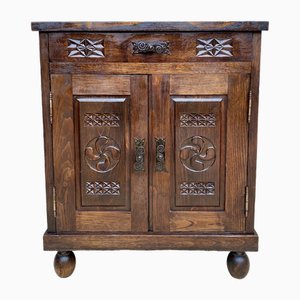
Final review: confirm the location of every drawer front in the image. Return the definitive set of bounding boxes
[49,32,253,62]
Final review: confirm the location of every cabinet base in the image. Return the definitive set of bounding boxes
[44,231,258,251]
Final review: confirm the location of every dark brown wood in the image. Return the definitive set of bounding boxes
[151,75,171,232]
[52,74,76,232]
[54,251,76,278]
[33,22,267,278]
[44,232,258,251]
[48,32,253,63]
[246,33,262,233]
[50,62,252,74]
[225,74,250,231]
[130,76,149,232]
[31,21,269,32]
[154,74,249,232]
[227,251,250,279]
[39,33,55,233]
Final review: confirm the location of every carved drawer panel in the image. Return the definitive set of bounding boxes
[49,32,253,62]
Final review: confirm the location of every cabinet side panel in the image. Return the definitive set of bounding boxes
[52,74,76,232]
[246,33,262,232]
[39,33,56,232]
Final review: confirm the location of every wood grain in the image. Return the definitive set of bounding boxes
[32,21,269,32]
[76,211,131,231]
[52,74,76,232]
[246,33,262,233]
[130,76,149,232]
[39,33,56,232]
[48,32,253,63]
[44,232,259,251]
[170,211,225,232]
[50,62,252,75]
[225,74,249,231]
[151,75,172,232]
[172,96,226,210]
[170,74,228,95]
[72,75,130,95]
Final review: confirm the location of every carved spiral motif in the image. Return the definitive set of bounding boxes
[132,41,170,54]
[85,136,121,173]
[179,136,216,172]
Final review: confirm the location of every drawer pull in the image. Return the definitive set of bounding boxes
[155,138,166,172]
[134,138,145,171]
[132,41,170,55]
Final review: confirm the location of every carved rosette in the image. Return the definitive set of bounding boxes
[85,135,121,173]
[132,41,170,54]
[67,38,104,57]
[196,38,233,57]
[179,136,216,172]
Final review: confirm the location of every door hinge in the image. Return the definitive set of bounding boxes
[53,186,57,218]
[245,186,249,217]
[49,91,53,124]
[248,90,252,123]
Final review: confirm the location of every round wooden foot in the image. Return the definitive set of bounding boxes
[54,251,76,278]
[227,251,250,279]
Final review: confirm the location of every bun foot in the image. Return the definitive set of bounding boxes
[227,251,250,279]
[54,251,76,278]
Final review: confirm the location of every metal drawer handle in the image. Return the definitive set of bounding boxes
[132,41,170,54]
[155,138,166,172]
[134,138,145,171]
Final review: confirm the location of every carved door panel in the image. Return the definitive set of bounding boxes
[151,74,250,233]
[52,75,148,232]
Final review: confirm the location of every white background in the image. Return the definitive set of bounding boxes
[1,0,299,299]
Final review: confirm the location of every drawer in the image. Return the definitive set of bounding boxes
[49,32,253,63]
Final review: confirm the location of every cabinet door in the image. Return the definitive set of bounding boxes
[52,75,148,232]
[151,74,250,232]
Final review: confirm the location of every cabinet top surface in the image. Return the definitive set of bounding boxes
[31,21,268,32]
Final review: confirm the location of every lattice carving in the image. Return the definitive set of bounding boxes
[84,113,120,127]
[196,38,233,57]
[180,113,216,127]
[86,182,120,195]
[67,39,104,57]
[180,182,215,195]
[180,136,216,172]
[85,135,121,173]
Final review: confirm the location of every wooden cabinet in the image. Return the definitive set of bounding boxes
[32,21,268,279]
